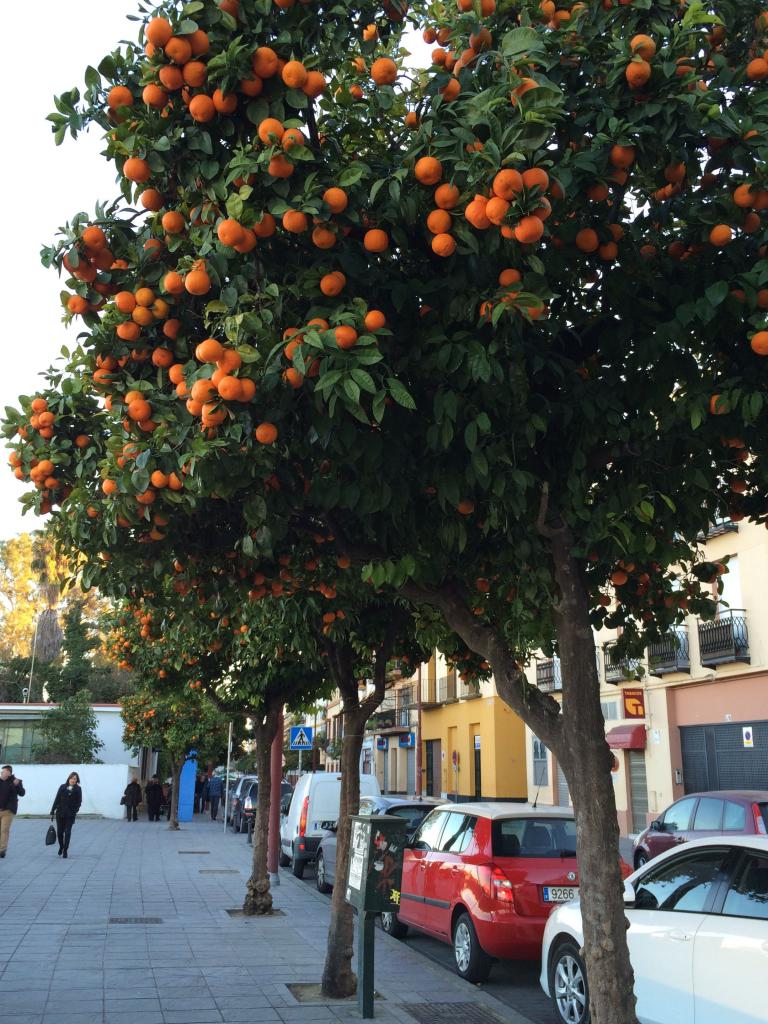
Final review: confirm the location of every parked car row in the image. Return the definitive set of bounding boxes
[285,779,768,1024]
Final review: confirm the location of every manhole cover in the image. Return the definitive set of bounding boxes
[199,869,240,874]
[403,1004,506,1024]
[178,850,210,854]
[109,917,163,925]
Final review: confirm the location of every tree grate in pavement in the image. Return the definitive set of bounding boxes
[402,1003,507,1024]
[226,908,286,917]
[109,917,163,924]
[178,850,210,854]
[199,869,240,874]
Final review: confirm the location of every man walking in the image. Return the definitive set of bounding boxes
[207,774,223,821]
[145,776,163,822]
[0,765,25,858]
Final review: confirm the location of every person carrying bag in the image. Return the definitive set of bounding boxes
[50,772,82,858]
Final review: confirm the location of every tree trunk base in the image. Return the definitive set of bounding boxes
[243,878,273,916]
[321,955,357,999]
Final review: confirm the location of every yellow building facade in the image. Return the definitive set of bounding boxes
[417,652,528,801]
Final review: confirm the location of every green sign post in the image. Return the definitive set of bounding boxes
[345,815,407,1018]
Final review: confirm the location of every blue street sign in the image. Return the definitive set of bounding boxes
[290,726,314,750]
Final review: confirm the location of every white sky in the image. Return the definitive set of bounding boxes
[1,1,135,540]
[0,3,431,541]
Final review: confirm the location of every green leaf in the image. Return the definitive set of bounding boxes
[339,163,367,187]
[343,378,361,404]
[705,280,728,307]
[350,368,376,393]
[387,378,416,410]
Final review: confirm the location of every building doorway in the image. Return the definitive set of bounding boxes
[473,736,482,798]
[425,739,440,797]
[628,750,649,833]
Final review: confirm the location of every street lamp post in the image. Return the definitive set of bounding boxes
[26,616,41,704]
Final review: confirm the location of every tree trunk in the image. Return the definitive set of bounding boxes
[321,703,367,998]
[243,709,279,916]
[168,758,181,831]
[403,563,639,1024]
[320,630,395,1000]
[549,532,638,1024]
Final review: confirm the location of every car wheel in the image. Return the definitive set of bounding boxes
[380,911,408,939]
[316,853,332,893]
[634,850,648,869]
[292,856,305,879]
[550,939,590,1024]
[452,912,492,983]
[278,849,290,867]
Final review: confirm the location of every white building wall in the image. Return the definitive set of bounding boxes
[11,763,134,819]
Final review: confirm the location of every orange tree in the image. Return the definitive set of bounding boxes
[120,684,231,828]
[5,0,768,1018]
[102,527,429,980]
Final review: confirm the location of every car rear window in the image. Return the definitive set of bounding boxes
[492,817,577,858]
[723,801,746,831]
[390,805,433,828]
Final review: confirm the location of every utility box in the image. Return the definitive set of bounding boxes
[345,814,406,913]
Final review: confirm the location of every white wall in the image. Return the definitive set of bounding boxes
[92,706,139,765]
[11,763,134,818]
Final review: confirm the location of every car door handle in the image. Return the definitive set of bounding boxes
[418,862,427,870]
[669,930,693,942]
[450,865,460,873]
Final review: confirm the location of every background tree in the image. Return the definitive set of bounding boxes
[34,690,104,763]
[4,0,768,1021]
[121,685,231,828]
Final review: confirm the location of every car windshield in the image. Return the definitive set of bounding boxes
[492,817,577,858]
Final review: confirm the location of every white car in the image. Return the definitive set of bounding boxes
[279,772,380,879]
[540,835,768,1024]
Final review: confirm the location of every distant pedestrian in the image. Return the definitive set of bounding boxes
[194,774,203,814]
[163,781,172,820]
[0,765,25,858]
[207,774,223,821]
[123,778,142,821]
[145,776,163,821]
[50,772,82,858]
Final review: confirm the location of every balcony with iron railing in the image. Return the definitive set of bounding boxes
[698,609,750,666]
[536,657,563,693]
[603,641,642,684]
[457,678,481,699]
[436,675,457,703]
[648,628,691,676]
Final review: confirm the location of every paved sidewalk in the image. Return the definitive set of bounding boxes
[0,818,532,1024]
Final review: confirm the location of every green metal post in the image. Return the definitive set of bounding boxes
[357,910,376,1018]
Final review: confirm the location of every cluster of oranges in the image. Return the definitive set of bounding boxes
[64,225,126,318]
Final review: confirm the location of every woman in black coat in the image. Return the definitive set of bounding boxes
[50,772,82,858]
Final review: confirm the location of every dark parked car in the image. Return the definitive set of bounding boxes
[245,779,294,843]
[315,796,441,893]
[229,775,258,832]
[633,789,768,867]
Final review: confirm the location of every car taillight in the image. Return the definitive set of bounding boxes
[752,803,767,835]
[299,796,309,837]
[490,865,514,903]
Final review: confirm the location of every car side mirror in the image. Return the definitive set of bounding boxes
[650,819,662,832]
[280,796,291,815]
[320,820,337,833]
[623,880,636,907]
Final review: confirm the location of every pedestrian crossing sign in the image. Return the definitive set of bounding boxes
[290,726,314,750]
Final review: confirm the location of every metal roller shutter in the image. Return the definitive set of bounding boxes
[628,751,649,833]
[681,721,768,793]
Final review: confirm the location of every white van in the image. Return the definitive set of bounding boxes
[279,772,380,878]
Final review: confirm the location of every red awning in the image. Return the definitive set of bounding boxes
[606,724,646,750]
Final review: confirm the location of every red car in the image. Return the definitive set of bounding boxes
[381,802,632,982]
[632,789,768,868]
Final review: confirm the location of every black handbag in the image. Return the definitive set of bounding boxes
[45,824,57,847]
[120,795,126,805]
